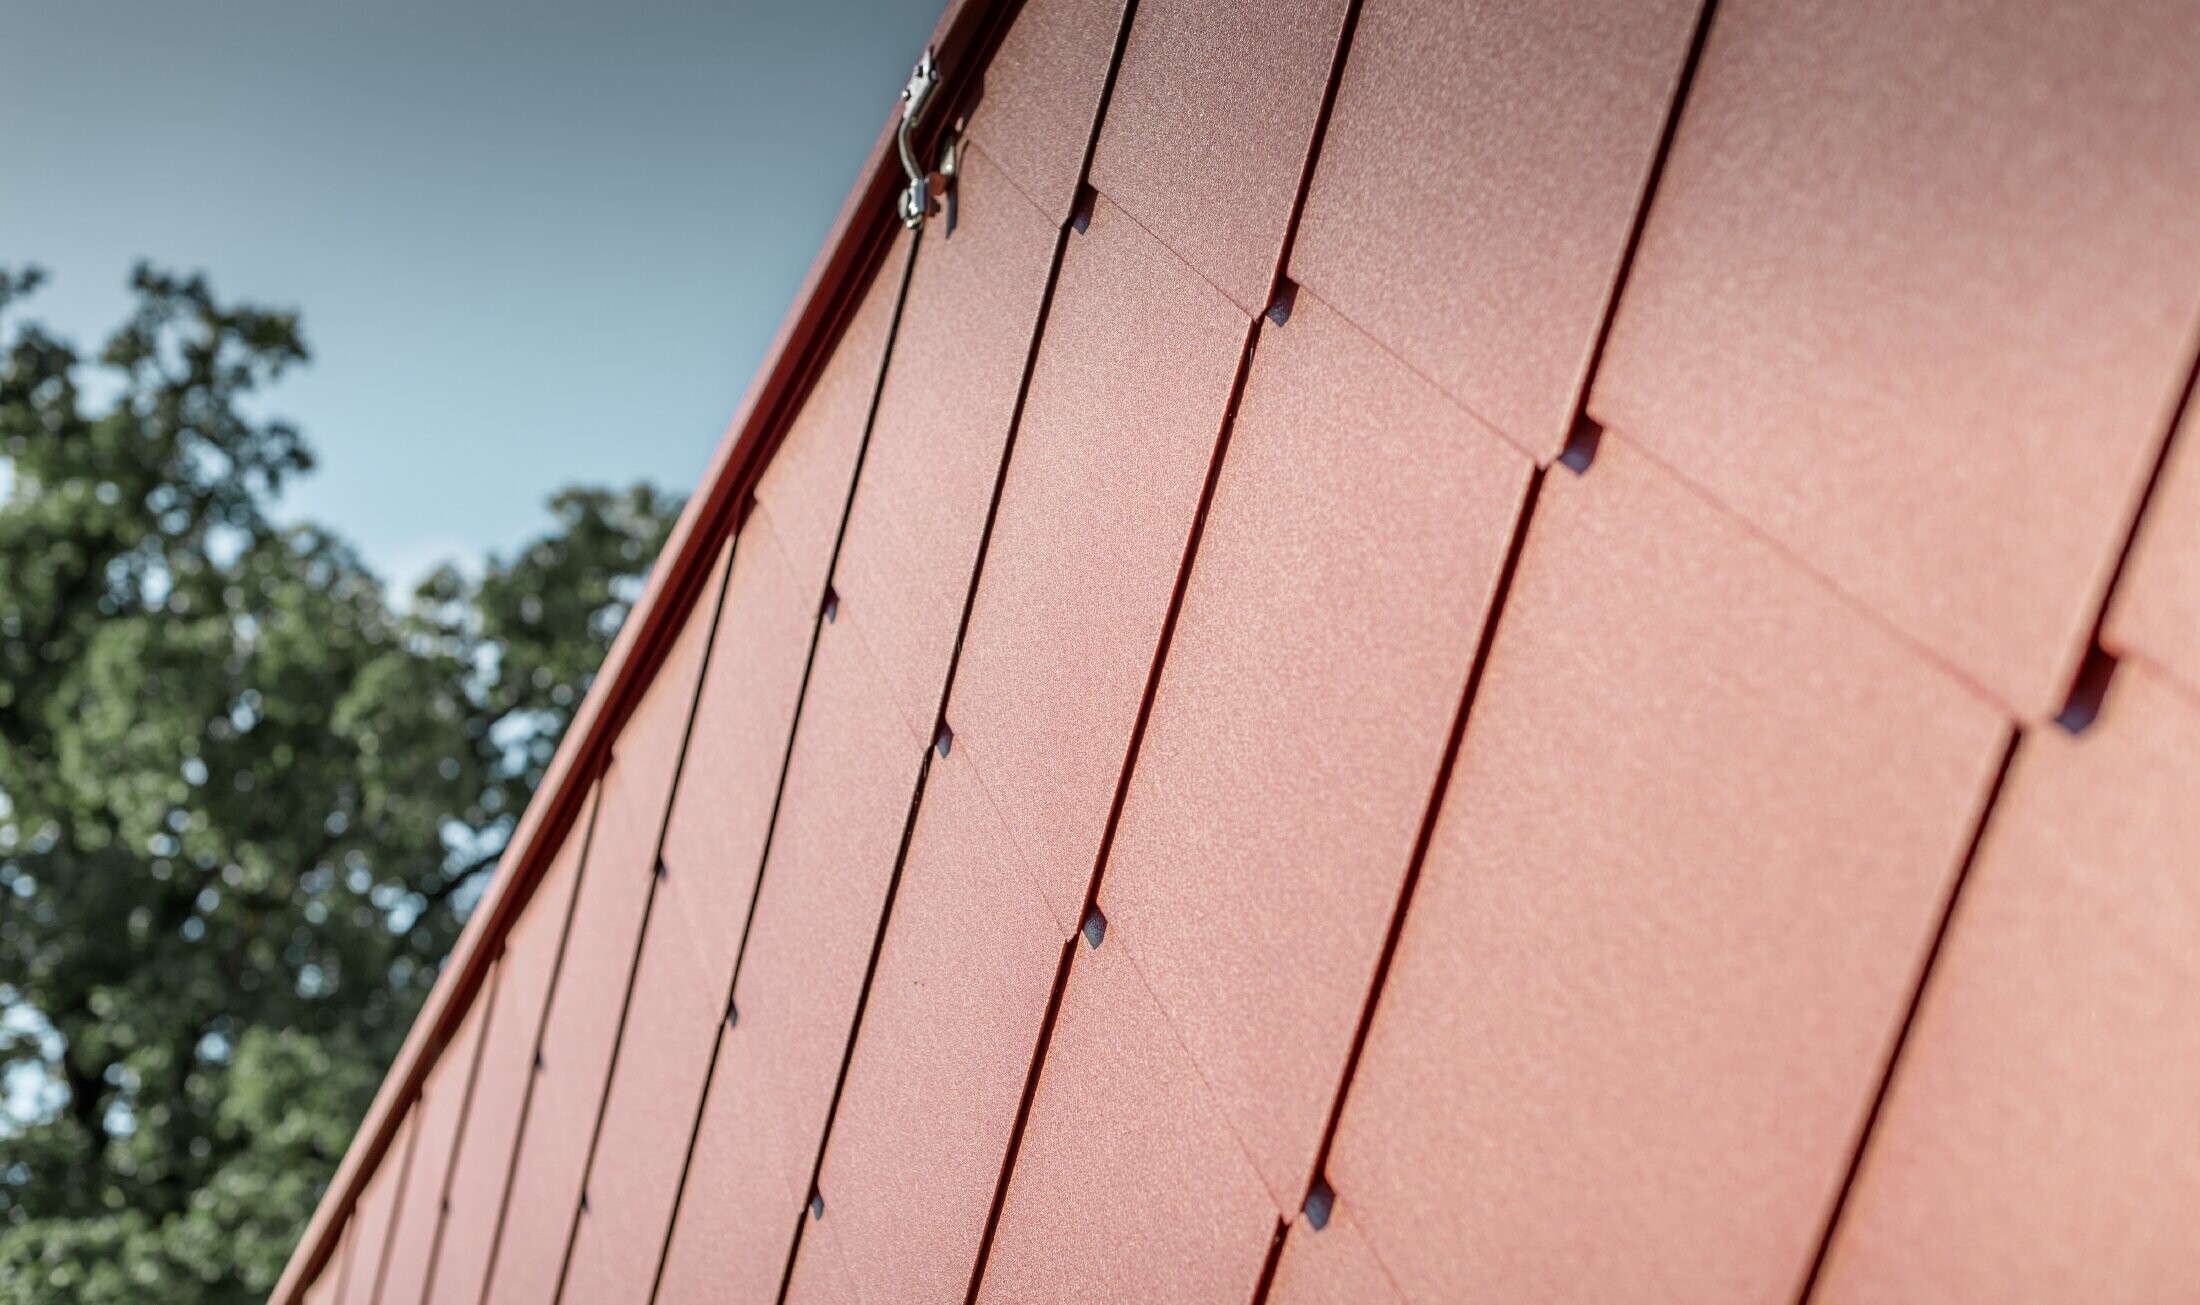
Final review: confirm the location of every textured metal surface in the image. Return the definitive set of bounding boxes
[1268,1204,1403,1305]
[786,1207,864,1305]
[377,975,492,1305]
[786,745,1061,1304]
[482,545,726,1305]
[1817,667,2200,1302]
[976,934,1276,1304]
[945,191,1249,934]
[2105,413,2200,704]
[1087,0,1349,315]
[338,1110,415,1305]
[420,779,589,1302]
[655,612,924,1295]
[292,4,2200,1297]
[1589,0,2200,719]
[960,0,1128,225]
[425,785,595,1305]
[749,231,910,605]
[827,144,1061,741]
[1313,436,2007,1304]
[654,1054,804,1304]
[559,234,904,1302]
[1289,0,1703,461]
[1094,288,1531,1208]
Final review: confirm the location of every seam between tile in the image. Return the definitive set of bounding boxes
[1294,279,1519,451]
[775,186,1085,1304]
[1101,909,1294,1217]
[960,138,1071,248]
[544,543,738,1305]
[959,126,1062,235]
[744,498,813,618]
[469,781,604,1305]
[2082,322,2200,702]
[704,8,1146,1298]
[963,303,1254,1295]
[642,226,925,1305]
[2118,649,2200,715]
[967,0,1368,1292]
[956,739,1074,939]
[363,1106,424,1305]
[1794,726,2022,1304]
[1326,1206,1413,1305]
[1610,426,2010,717]
[1249,459,1542,1303]
[1250,3,1717,1290]
[1556,0,1723,453]
[414,962,504,1305]
[828,590,938,755]
[1083,180,1255,324]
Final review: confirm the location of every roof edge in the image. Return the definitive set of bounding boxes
[270,2,1003,1296]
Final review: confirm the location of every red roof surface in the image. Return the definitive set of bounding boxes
[282,0,2200,1300]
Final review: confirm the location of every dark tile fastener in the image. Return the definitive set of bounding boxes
[1303,1177,1334,1231]
[1559,415,1603,474]
[2055,644,2118,735]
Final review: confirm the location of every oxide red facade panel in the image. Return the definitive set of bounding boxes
[825,143,1062,741]
[2105,413,2200,704]
[784,194,1248,1303]
[654,1053,804,1305]
[960,0,1130,226]
[424,779,598,1293]
[747,234,910,609]
[556,522,821,1304]
[653,612,919,1299]
[1588,0,2200,718]
[975,933,1277,1304]
[680,611,920,1207]
[1085,0,1350,315]
[1288,0,1704,462]
[942,191,1249,934]
[482,543,729,1305]
[425,784,596,1305]
[560,231,907,1304]
[1295,437,2007,1304]
[1094,288,1532,1208]
[787,1212,864,1305]
[1815,667,2200,1302]
[338,1110,417,1305]
[659,136,1062,1303]
[784,745,1062,1305]
[377,971,494,1305]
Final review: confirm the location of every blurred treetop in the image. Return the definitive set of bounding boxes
[0,264,680,1302]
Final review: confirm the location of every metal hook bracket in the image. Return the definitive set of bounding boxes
[896,49,943,228]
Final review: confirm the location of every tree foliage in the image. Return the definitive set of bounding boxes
[0,265,680,1301]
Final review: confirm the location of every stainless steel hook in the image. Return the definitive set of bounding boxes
[896,49,942,228]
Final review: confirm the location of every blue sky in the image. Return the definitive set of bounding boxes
[1,0,939,591]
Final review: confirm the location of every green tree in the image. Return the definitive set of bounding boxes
[0,265,680,1301]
